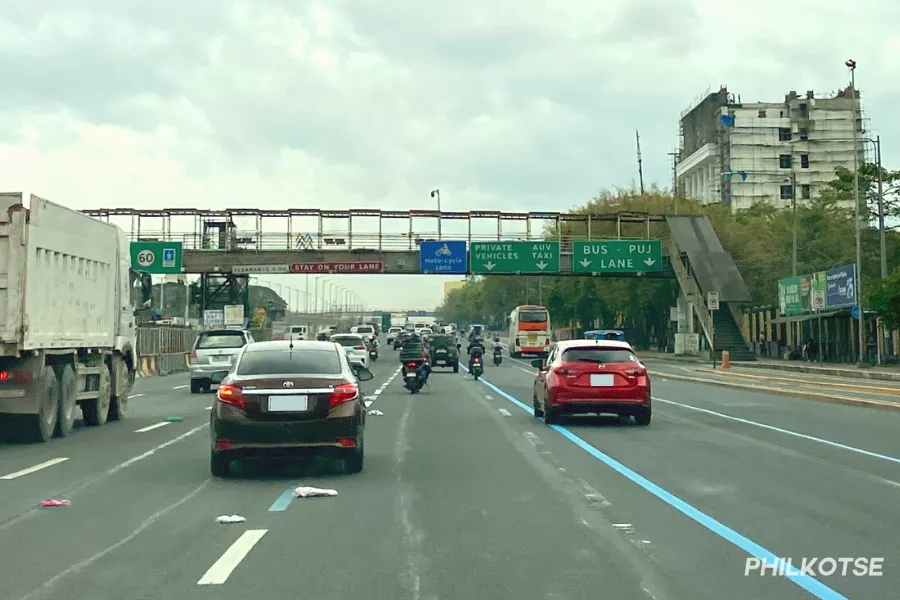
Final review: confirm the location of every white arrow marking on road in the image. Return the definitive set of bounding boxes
[644,258,656,266]
[498,408,512,416]
[484,262,496,270]
[536,262,548,270]
[580,259,591,267]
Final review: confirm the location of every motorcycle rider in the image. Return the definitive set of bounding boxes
[492,336,503,360]
[400,332,431,382]
[468,336,486,371]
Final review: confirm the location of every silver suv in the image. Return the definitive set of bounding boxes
[189,329,255,393]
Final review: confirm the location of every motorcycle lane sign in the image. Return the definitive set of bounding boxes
[419,240,468,274]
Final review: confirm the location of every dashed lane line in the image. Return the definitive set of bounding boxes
[198,530,268,585]
[1,457,70,480]
[134,422,172,433]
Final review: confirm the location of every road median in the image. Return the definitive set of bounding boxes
[650,370,900,412]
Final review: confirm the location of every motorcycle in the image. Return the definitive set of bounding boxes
[368,343,379,362]
[493,347,502,365]
[470,354,484,380]
[403,360,427,394]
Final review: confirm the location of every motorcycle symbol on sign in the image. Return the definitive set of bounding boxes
[435,244,452,256]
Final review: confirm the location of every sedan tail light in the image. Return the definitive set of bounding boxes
[190,349,197,362]
[330,382,359,407]
[217,385,245,410]
[354,344,366,350]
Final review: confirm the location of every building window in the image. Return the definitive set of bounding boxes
[780,185,794,199]
[802,184,811,199]
[799,128,809,141]
[799,103,809,118]
[779,128,792,141]
[758,109,767,118]
[800,154,809,168]
[779,154,792,168]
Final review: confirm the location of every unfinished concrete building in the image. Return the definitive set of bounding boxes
[674,85,867,211]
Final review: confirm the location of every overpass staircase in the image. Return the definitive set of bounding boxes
[666,215,755,361]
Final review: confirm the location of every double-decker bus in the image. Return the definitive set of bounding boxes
[507,305,551,358]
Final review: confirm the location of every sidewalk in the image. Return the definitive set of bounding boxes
[640,351,900,382]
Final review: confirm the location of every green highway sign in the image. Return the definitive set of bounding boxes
[470,241,559,274]
[130,241,183,275]
[573,240,663,274]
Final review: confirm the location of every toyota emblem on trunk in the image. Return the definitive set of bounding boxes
[283,381,294,388]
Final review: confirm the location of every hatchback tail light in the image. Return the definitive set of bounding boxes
[553,366,576,376]
[190,349,197,362]
[354,344,366,350]
[330,382,359,407]
[217,385,245,410]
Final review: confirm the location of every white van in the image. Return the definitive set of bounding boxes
[284,325,307,340]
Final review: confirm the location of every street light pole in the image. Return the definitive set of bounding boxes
[847,59,865,364]
[791,171,798,277]
[876,135,887,278]
[431,189,441,239]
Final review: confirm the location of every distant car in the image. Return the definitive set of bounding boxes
[208,340,374,477]
[386,326,403,344]
[531,340,651,426]
[190,329,255,394]
[330,334,369,368]
[394,331,411,350]
[351,324,376,342]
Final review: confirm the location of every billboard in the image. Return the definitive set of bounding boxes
[777,264,856,316]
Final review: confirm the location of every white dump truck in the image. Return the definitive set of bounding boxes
[0,193,138,443]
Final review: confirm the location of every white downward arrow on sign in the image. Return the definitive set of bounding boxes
[484,262,496,270]
[536,262,548,270]
[644,258,656,266]
[580,259,591,268]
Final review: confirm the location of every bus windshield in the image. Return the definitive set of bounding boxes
[518,310,548,323]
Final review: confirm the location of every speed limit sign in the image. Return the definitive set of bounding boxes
[136,249,155,267]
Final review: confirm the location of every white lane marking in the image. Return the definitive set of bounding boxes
[206,406,212,410]
[131,393,145,398]
[365,400,373,408]
[485,394,494,400]
[198,529,268,585]
[1,457,69,480]
[173,384,189,389]
[654,396,900,465]
[134,422,172,433]
[16,481,210,600]
[498,408,512,416]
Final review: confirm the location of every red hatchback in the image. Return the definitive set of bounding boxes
[531,340,651,426]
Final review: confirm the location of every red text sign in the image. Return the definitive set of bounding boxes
[290,262,384,274]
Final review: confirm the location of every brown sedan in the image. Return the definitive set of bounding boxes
[208,340,374,477]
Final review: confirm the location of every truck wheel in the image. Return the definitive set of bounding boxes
[82,363,111,426]
[109,357,130,421]
[31,369,59,443]
[54,365,77,438]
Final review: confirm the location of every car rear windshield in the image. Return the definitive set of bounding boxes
[519,310,548,323]
[561,347,637,364]
[237,349,342,375]
[431,335,453,346]
[196,332,246,350]
[332,337,364,347]
[357,326,374,332]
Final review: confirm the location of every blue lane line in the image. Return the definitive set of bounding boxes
[461,366,849,600]
[268,486,296,512]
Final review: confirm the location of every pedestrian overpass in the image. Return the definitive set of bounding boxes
[82,207,755,360]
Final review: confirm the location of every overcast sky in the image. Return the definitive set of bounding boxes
[2,1,898,312]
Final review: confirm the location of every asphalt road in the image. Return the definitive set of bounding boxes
[0,343,897,600]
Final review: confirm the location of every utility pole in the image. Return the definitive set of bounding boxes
[876,136,887,278]
[635,130,645,196]
[667,151,679,214]
[847,59,865,365]
[791,171,798,277]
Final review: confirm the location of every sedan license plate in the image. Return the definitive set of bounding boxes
[590,374,615,387]
[268,395,309,412]
[437,349,446,354]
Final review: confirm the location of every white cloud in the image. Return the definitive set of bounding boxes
[1,0,898,310]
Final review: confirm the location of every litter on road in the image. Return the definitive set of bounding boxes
[292,486,338,498]
[39,499,70,508]
[368,409,384,416]
[215,515,246,524]
[165,416,184,422]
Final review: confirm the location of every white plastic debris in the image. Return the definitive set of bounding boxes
[368,409,384,416]
[292,486,338,498]
[216,515,246,524]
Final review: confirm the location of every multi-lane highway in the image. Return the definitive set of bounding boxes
[0,341,897,600]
